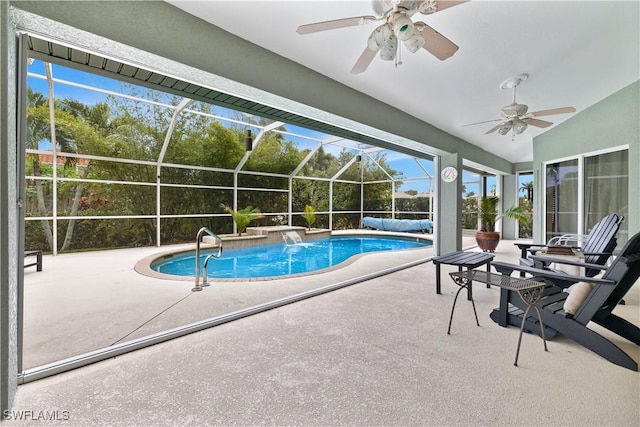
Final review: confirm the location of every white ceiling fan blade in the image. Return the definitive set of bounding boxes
[297,16,379,35]
[416,22,459,60]
[485,123,504,135]
[525,118,554,128]
[437,1,470,11]
[351,47,378,74]
[529,106,576,117]
[463,118,502,127]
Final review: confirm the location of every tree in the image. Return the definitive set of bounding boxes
[26,86,106,251]
[56,98,114,250]
[519,181,534,202]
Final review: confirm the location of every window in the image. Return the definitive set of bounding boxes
[517,171,534,238]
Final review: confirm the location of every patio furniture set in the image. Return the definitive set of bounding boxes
[432,213,640,371]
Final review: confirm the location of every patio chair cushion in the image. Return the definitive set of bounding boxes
[563,282,594,315]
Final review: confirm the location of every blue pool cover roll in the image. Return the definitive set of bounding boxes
[362,217,433,233]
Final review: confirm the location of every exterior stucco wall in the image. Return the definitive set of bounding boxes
[532,80,640,242]
[1,0,20,415]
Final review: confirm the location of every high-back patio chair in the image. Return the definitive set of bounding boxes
[491,230,640,371]
[516,213,624,277]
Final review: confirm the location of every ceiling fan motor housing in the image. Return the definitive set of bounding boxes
[372,0,424,17]
[502,102,529,117]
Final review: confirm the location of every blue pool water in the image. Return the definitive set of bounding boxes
[152,235,431,279]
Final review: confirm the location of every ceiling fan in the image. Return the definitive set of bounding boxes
[296,0,467,74]
[465,74,577,140]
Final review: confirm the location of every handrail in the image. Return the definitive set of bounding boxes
[193,227,223,292]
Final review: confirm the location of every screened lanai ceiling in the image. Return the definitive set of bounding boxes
[26,34,431,160]
[167,0,640,163]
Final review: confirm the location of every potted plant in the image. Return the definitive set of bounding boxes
[301,205,316,230]
[220,204,264,236]
[476,196,530,252]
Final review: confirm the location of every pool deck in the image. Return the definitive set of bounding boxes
[10,233,640,426]
[22,230,438,369]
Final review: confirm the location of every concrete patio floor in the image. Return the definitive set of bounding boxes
[20,230,439,369]
[6,236,639,426]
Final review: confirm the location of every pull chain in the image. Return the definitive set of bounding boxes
[395,40,402,67]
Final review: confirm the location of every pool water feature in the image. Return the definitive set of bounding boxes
[151,235,431,279]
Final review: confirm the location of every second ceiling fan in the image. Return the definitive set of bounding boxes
[297,0,467,74]
[465,74,577,140]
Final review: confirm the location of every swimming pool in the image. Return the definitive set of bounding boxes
[150,235,431,279]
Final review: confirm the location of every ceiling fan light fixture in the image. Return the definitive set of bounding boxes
[379,33,398,61]
[403,28,425,53]
[498,121,513,135]
[513,119,528,135]
[392,14,414,41]
[367,24,392,51]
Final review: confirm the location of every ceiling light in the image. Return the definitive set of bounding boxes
[513,119,528,135]
[379,34,398,61]
[367,24,392,51]
[392,14,414,41]
[498,121,513,135]
[403,28,425,53]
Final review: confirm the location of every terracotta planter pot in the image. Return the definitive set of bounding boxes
[475,231,500,252]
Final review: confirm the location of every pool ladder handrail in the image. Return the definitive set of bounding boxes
[193,227,223,292]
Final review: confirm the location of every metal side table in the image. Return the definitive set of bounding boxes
[448,270,548,367]
[432,251,494,300]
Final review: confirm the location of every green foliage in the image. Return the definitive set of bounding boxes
[245,132,303,175]
[395,194,431,214]
[23,80,428,251]
[220,204,264,235]
[478,196,531,232]
[300,146,338,178]
[301,205,316,230]
[462,197,479,229]
[517,197,534,238]
[519,181,534,202]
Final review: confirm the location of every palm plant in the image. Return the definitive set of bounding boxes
[519,181,534,202]
[221,204,264,236]
[301,205,316,230]
[478,196,531,232]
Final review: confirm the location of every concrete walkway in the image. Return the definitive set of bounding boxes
[8,238,639,426]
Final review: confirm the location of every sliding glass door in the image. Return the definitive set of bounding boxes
[584,150,629,243]
[544,148,629,245]
[545,159,579,242]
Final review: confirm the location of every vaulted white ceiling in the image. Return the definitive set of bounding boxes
[166,0,639,163]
